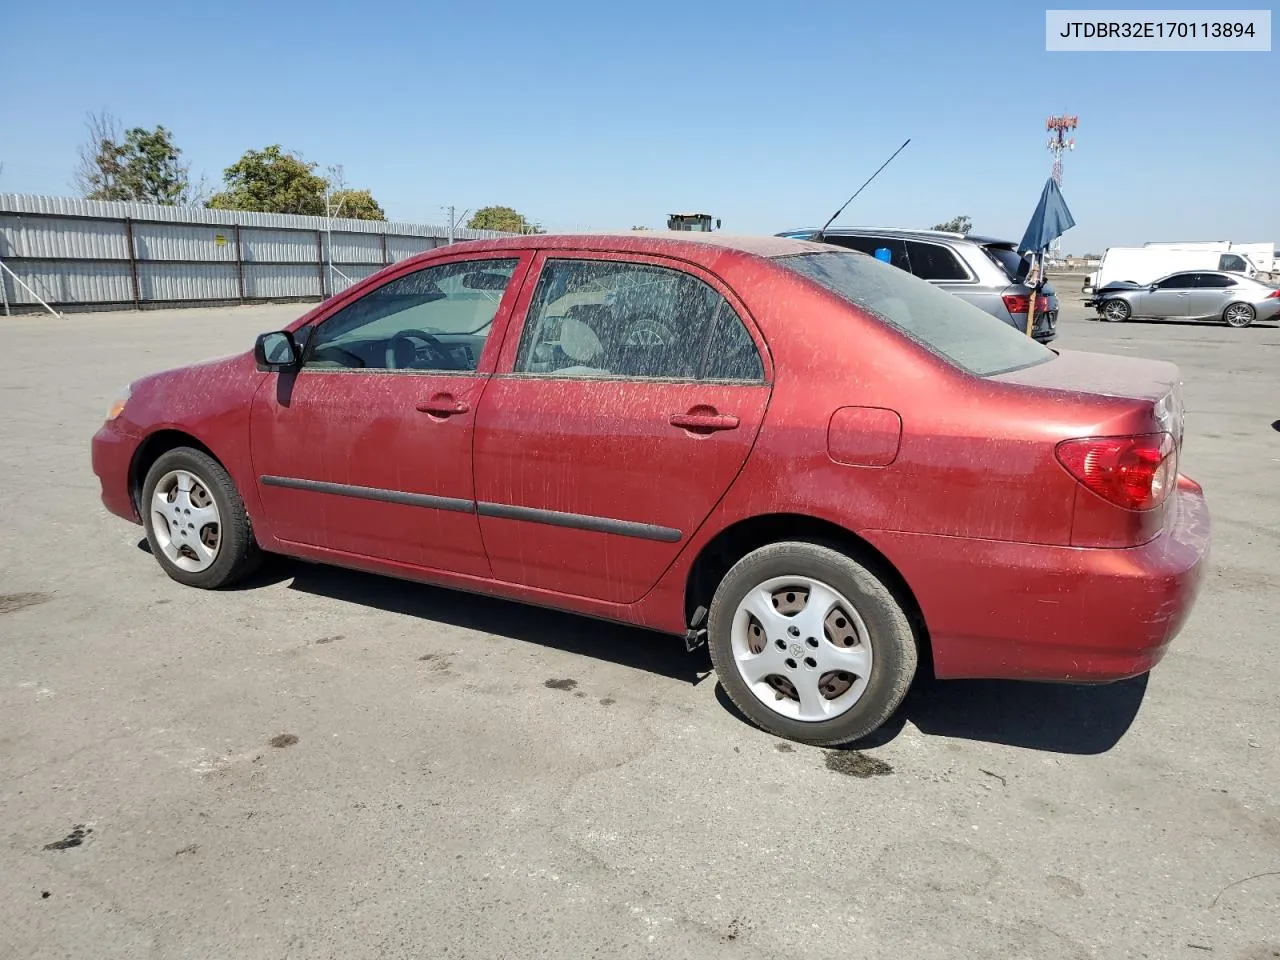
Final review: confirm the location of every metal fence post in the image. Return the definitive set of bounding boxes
[380,233,389,266]
[124,217,141,308]
[315,230,326,298]
[234,224,246,300]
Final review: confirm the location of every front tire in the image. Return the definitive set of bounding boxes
[141,447,262,589]
[1223,302,1255,328]
[1101,299,1131,323]
[707,542,917,747]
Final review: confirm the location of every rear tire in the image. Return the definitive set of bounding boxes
[1101,299,1131,323]
[141,447,262,589]
[1223,302,1255,328]
[707,541,917,747]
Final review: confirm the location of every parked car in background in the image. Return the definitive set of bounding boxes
[92,232,1209,747]
[1087,270,1280,327]
[1084,246,1260,294]
[776,227,1058,343]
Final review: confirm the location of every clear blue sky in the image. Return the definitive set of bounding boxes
[2,0,1276,252]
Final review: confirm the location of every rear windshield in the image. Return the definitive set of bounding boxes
[774,251,1053,377]
[982,244,1030,282]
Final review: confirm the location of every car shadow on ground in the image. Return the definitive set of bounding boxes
[717,673,1149,756]
[139,543,1152,754]
[268,556,713,685]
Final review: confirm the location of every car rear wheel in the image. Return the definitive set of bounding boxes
[141,447,262,589]
[1223,302,1255,328]
[1101,299,1131,322]
[707,541,917,746]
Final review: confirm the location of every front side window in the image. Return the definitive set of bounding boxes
[514,258,763,381]
[1157,273,1196,289]
[775,251,1052,377]
[824,235,910,271]
[304,258,519,371]
[1218,254,1247,272]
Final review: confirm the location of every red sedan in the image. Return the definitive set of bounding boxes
[92,233,1210,746]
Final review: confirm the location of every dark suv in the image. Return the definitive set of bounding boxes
[776,227,1058,343]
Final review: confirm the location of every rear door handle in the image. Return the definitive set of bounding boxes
[669,411,739,432]
[416,397,470,417]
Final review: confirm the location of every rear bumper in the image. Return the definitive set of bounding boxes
[867,476,1210,682]
[92,420,142,524]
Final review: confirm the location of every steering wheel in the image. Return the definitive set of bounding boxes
[622,317,674,348]
[388,329,450,369]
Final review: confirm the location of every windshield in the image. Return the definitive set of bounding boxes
[774,251,1053,377]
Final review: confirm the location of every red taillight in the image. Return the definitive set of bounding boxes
[1266,289,1280,299]
[1056,433,1175,511]
[1002,294,1030,315]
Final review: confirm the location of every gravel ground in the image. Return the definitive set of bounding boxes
[1,298,1277,959]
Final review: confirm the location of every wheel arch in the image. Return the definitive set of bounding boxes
[128,429,221,514]
[683,513,932,674]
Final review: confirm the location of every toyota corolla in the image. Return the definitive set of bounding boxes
[92,232,1210,746]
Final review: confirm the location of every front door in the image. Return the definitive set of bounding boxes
[250,252,530,575]
[1140,272,1197,318]
[473,253,772,604]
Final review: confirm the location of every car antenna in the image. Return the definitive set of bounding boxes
[813,138,911,243]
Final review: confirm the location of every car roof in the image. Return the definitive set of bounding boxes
[438,231,838,263]
[778,227,1016,247]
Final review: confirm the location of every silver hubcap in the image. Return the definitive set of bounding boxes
[150,470,220,572]
[1225,305,1251,326]
[731,576,873,722]
[1104,302,1127,321]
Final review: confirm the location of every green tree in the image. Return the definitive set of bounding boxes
[931,215,972,234]
[327,189,385,221]
[74,111,200,205]
[466,205,543,234]
[208,146,329,215]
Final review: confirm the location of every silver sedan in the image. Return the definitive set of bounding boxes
[1089,270,1280,328]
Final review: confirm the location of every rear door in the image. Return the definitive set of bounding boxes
[1182,273,1237,319]
[472,252,772,604]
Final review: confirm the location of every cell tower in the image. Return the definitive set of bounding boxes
[1045,114,1078,259]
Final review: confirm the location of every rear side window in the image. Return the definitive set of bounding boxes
[982,245,1030,282]
[774,251,1052,377]
[1195,273,1236,288]
[904,240,970,281]
[514,258,764,382]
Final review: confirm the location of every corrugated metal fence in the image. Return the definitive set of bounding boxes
[0,194,514,314]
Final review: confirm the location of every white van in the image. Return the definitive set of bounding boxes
[1084,246,1259,293]
[1142,241,1275,277]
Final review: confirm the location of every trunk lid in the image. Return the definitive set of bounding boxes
[993,348,1186,444]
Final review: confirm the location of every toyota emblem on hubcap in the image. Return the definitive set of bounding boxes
[789,643,803,658]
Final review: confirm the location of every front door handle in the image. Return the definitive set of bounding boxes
[669,411,740,433]
[416,396,470,417]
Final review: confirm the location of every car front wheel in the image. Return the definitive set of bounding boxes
[141,447,262,589]
[707,541,917,747]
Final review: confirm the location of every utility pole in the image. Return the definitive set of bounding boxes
[447,205,454,245]
[1045,114,1078,260]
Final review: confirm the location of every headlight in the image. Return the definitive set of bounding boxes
[106,384,132,421]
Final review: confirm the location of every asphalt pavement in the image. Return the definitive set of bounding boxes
[1,298,1277,959]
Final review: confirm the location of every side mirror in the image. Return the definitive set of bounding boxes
[254,331,300,371]
[1149,284,1159,292]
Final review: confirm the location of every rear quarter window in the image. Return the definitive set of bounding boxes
[774,251,1053,377]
